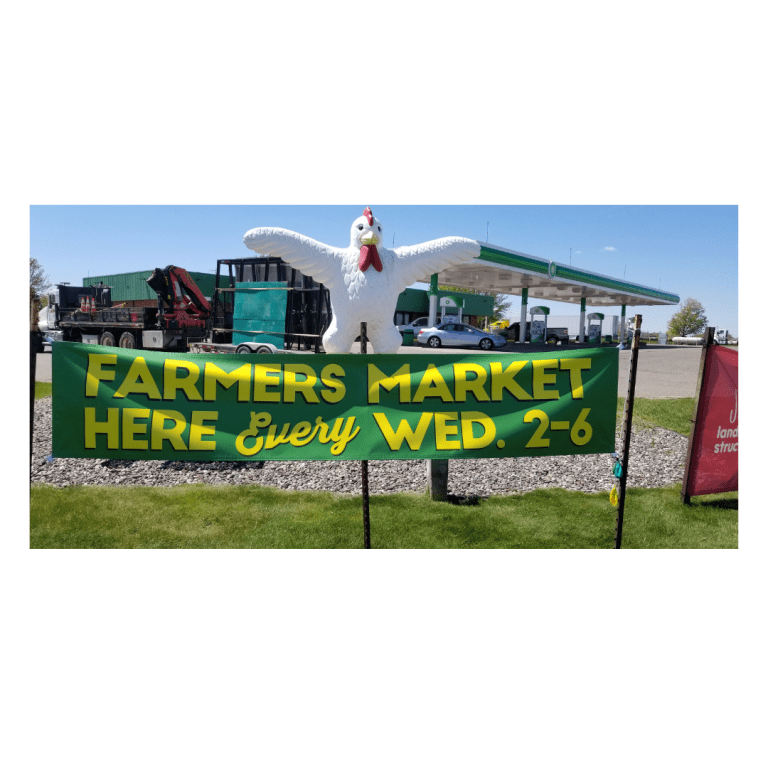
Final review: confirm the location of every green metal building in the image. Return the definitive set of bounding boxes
[394,288,493,327]
[83,271,494,325]
[84,270,219,304]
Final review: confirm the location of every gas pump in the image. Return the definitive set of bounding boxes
[587,312,604,344]
[439,295,465,324]
[439,296,456,323]
[529,305,549,344]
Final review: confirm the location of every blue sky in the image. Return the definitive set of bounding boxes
[30,205,738,335]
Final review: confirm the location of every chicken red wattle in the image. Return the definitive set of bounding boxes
[358,206,383,273]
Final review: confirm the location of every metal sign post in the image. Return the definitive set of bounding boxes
[30,297,40,479]
[360,322,371,549]
[30,332,37,476]
[614,314,642,549]
[680,327,717,504]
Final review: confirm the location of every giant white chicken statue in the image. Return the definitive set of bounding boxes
[243,207,480,353]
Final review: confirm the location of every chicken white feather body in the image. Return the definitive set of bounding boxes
[243,210,480,353]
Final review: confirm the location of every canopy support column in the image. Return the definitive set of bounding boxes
[620,304,627,344]
[579,297,587,342]
[520,287,528,343]
[428,274,439,327]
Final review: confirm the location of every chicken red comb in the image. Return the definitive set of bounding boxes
[363,206,374,225]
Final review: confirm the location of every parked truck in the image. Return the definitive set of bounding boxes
[506,321,570,345]
[36,266,213,352]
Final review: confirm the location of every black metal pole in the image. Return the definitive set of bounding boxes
[361,457,371,549]
[30,331,37,478]
[30,294,39,480]
[360,322,371,549]
[615,314,642,549]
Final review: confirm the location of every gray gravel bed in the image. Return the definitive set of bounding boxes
[31,398,689,496]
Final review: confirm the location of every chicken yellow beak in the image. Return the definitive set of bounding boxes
[360,232,379,246]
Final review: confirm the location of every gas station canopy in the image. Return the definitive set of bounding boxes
[435,243,679,308]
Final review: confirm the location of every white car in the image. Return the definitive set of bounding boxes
[415,322,506,351]
[396,316,432,333]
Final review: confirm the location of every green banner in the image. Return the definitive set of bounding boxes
[52,343,618,462]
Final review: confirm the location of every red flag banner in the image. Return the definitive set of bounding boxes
[684,345,738,496]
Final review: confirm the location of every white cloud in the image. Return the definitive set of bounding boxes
[602,246,616,251]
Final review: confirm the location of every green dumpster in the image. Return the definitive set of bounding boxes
[401,329,415,347]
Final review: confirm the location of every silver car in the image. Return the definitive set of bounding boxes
[416,322,506,351]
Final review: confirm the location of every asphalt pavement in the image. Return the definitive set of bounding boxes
[34,344,715,398]
[35,350,52,382]
[397,342,708,398]
[615,345,705,399]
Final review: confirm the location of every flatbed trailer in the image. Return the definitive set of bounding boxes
[39,268,211,350]
[55,304,209,350]
[54,302,155,348]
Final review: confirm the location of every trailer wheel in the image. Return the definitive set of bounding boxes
[119,332,137,349]
[100,331,116,346]
[236,343,275,354]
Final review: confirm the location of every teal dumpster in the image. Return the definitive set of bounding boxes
[401,329,415,347]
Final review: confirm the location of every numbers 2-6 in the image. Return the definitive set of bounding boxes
[524,408,593,448]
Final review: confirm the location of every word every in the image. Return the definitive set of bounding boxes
[83,408,361,456]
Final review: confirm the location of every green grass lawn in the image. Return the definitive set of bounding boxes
[30,395,737,549]
[35,381,52,399]
[29,482,737,549]
[618,396,696,437]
